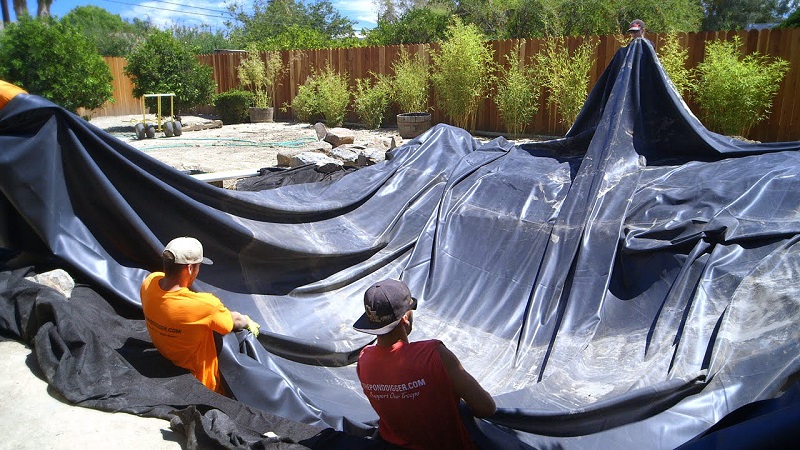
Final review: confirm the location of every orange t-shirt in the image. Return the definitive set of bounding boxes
[140,272,234,394]
[0,80,26,109]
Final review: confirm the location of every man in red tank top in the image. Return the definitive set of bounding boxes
[353,279,496,449]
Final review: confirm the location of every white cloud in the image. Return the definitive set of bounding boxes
[119,0,231,30]
[335,0,379,26]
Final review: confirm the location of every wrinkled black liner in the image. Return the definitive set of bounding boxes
[1,39,799,449]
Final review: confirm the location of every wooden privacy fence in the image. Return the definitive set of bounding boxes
[89,28,800,142]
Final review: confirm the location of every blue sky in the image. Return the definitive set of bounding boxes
[10,0,378,33]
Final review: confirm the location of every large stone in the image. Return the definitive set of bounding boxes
[314,122,355,147]
[25,269,75,298]
[330,145,361,164]
[277,141,331,167]
[290,151,343,171]
[357,148,387,167]
[364,136,399,151]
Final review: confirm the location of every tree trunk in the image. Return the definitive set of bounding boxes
[12,0,27,17]
[36,0,50,17]
[2,0,10,24]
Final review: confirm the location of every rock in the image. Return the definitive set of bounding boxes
[357,148,387,166]
[25,269,75,298]
[330,145,361,164]
[277,141,331,167]
[290,151,343,169]
[364,136,399,151]
[314,122,327,140]
[313,122,355,147]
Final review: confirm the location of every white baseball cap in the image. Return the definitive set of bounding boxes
[163,237,213,265]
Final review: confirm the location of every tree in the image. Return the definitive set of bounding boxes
[0,17,113,111]
[227,0,356,49]
[172,24,231,54]
[780,5,800,26]
[61,6,143,56]
[364,7,450,44]
[701,0,796,30]
[124,30,217,113]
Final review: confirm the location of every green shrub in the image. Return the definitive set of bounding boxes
[657,33,694,98]
[431,18,496,130]
[534,37,596,128]
[124,30,217,114]
[237,43,285,108]
[494,42,540,135]
[214,89,253,124]
[353,74,392,129]
[694,36,789,137]
[287,64,350,126]
[286,78,318,122]
[0,17,113,112]
[391,46,431,113]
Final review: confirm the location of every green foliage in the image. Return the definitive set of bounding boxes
[287,64,351,126]
[0,17,113,111]
[505,0,564,38]
[124,30,217,113]
[391,46,431,112]
[702,0,793,31]
[494,42,540,135]
[371,0,702,41]
[214,89,253,124]
[780,6,800,27]
[353,73,392,129]
[534,37,596,128]
[364,7,451,45]
[657,33,694,98]
[287,80,318,122]
[237,44,285,108]
[61,6,142,56]
[694,37,789,136]
[430,18,496,130]
[172,24,231,54]
[227,0,357,50]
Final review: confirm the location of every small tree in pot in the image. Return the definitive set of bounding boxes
[391,45,432,138]
[237,43,285,122]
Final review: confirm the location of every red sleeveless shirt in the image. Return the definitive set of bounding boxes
[357,339,476,450]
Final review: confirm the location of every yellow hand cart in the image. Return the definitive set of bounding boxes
[134,93,182,139]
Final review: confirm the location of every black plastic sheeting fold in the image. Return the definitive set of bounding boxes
[1,39,799,449]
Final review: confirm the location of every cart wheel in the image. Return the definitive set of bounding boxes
[173,120,182,136]
[164,121,174,137]
[146,125,156,139]
[134,123,146,140]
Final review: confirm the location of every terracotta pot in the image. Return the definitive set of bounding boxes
[397,112,432,139]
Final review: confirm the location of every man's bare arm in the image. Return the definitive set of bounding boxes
[437,343,496,418]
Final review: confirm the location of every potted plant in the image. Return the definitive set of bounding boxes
[237,43,285,123]
[391,46,432,138]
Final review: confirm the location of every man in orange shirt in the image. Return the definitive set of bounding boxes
[0,80,26,109]
[141,237,260,396]
[354,279,496,449]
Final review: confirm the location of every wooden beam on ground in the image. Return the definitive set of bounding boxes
[191,168,262,184]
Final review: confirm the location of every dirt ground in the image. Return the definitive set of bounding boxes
[90,114,406,174]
